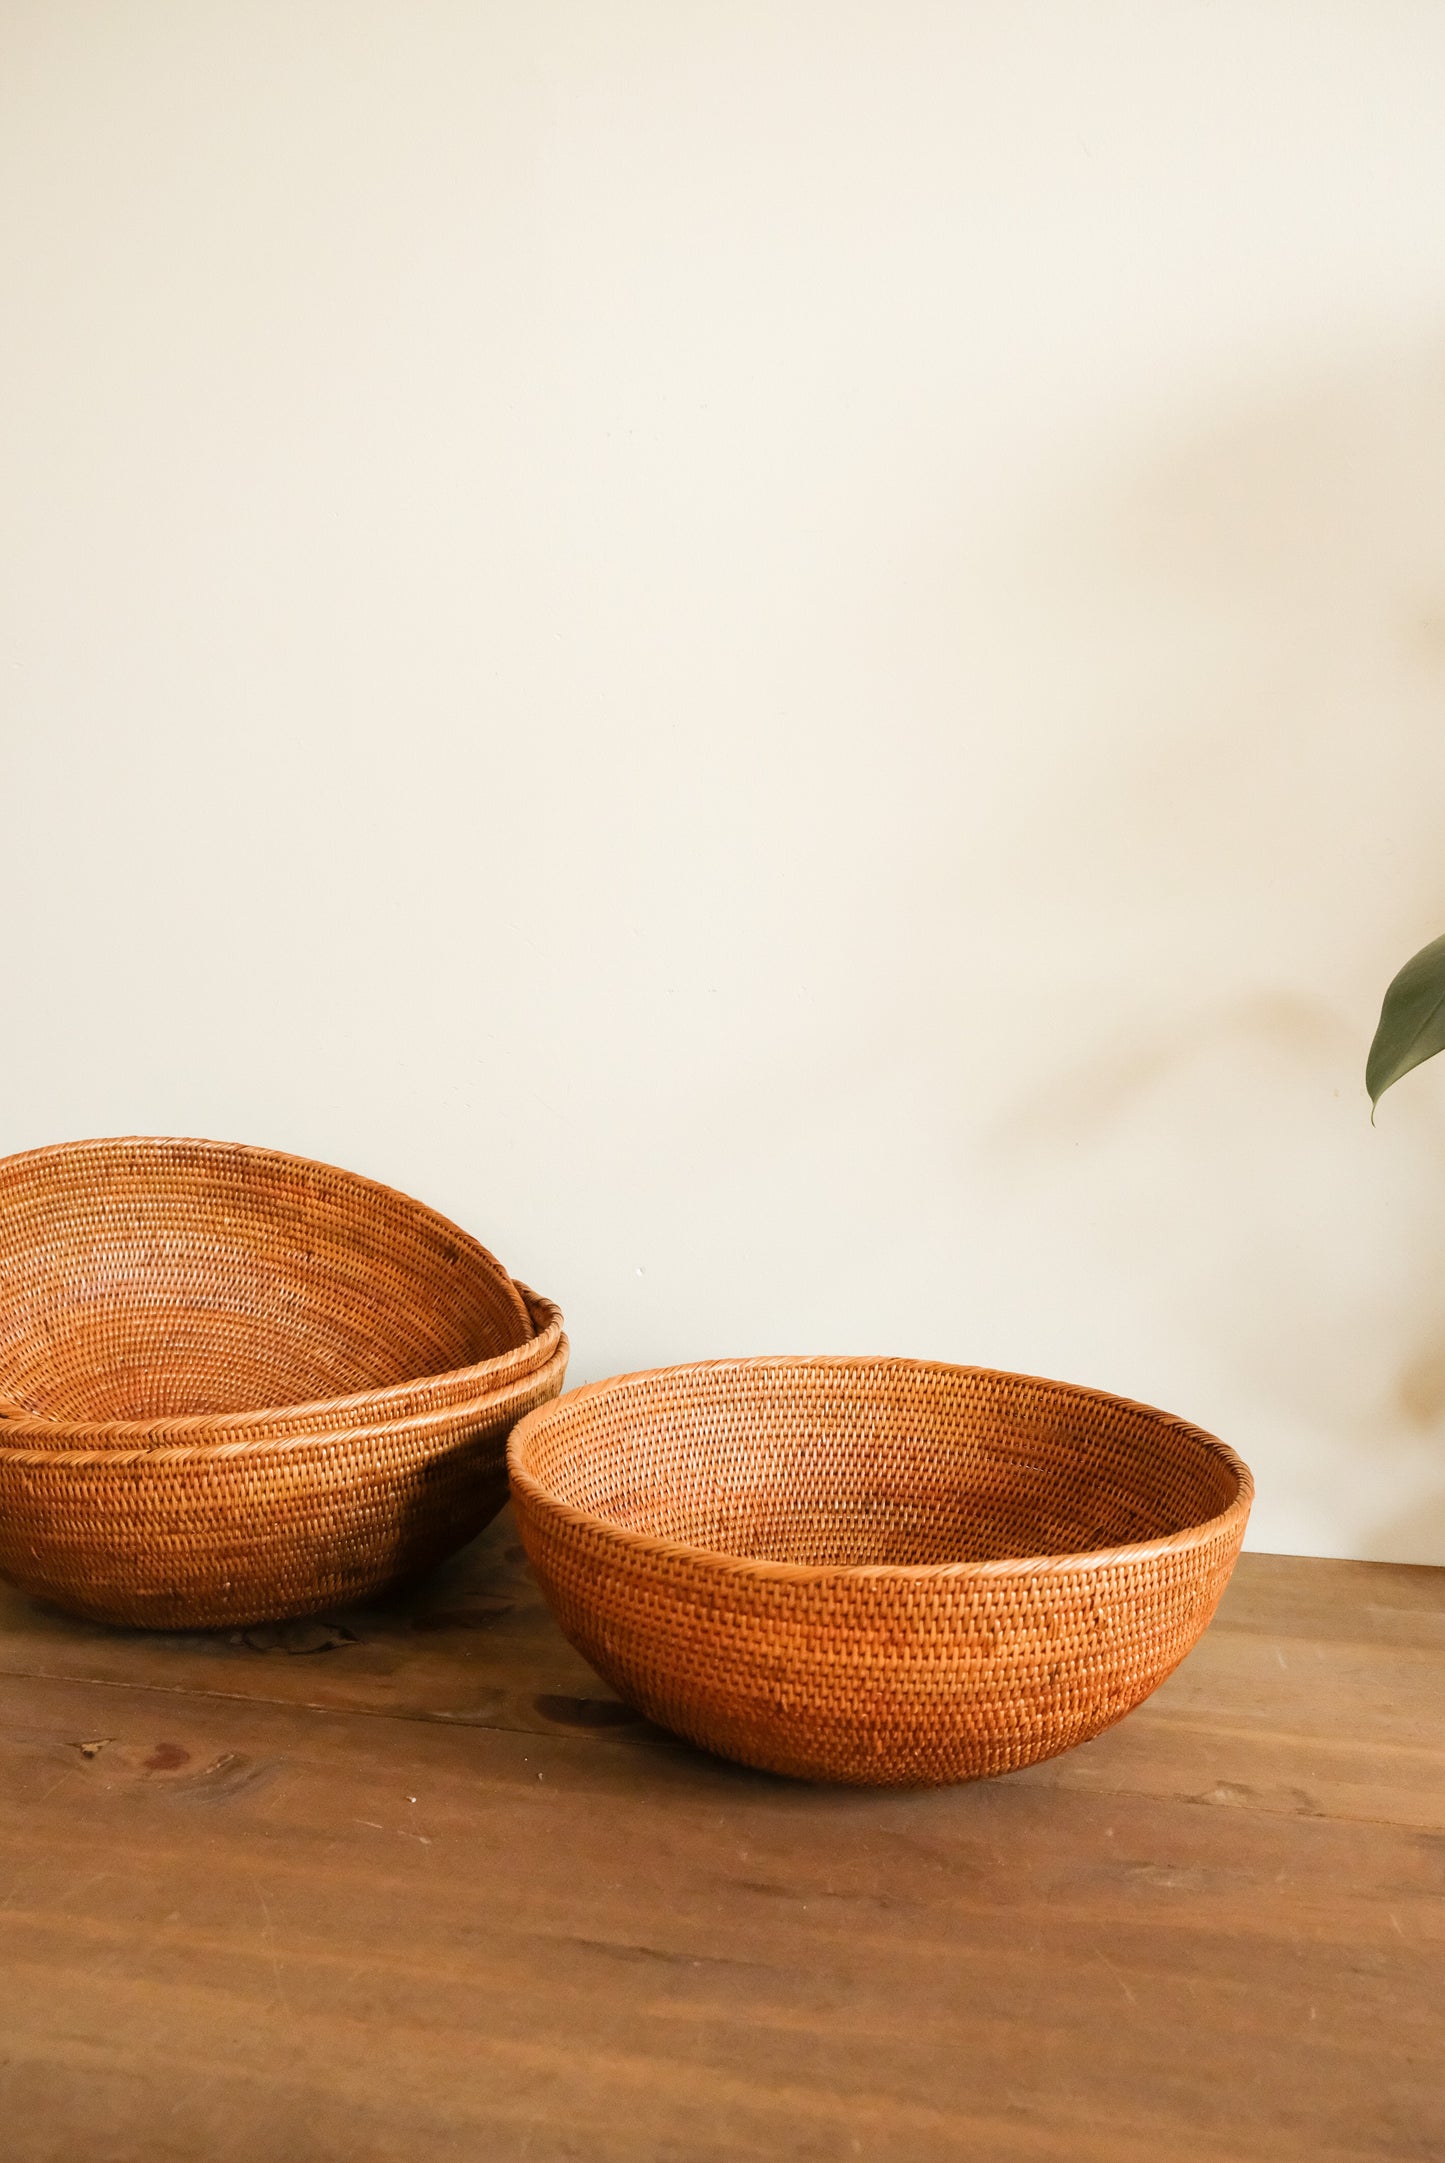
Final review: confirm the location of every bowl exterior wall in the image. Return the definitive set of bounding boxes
[512,1492,1248,1786]
[0,1347,567,1629]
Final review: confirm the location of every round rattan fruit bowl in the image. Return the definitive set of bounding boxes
[0,1136,533,1425]
[508,1356,1253,1788]
[0,1335,569,1628]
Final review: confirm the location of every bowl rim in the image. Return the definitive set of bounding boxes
[507,1354,1254,1584]
[0,1335,569,1469]
[0,1283,563,1442]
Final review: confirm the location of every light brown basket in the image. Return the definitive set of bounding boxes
[0,1283,563,1445]
[508,1356,1253,1787]
[0,1135,532,1422]
[0,1337,569,1628]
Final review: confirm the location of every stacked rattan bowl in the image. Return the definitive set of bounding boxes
[0,1136,566,1627]
[509,1355,1252,1787]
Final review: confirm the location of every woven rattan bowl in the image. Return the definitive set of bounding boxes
[508,1356,1253,1787]
[0,1336,568,1628]
[0,1136,532,1424]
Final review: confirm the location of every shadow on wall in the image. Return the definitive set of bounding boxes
[943,338,1445,1561]
[984,992,1361,1157]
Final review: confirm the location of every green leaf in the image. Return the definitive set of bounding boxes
[1367,932,1445,1109]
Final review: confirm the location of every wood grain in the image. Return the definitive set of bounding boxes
[0,1525,1441,2162]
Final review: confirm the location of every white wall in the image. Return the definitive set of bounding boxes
[4,2,1445,1562]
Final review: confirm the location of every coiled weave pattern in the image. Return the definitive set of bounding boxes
[0,1135,531,1422]
[0,1337,568,1628]
[508,1356,1252,1787]
[0,1286,563,1444]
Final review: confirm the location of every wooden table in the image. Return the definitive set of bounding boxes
[1,1524,1440,2162]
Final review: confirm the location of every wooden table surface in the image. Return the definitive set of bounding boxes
[0,1522,1441,2163]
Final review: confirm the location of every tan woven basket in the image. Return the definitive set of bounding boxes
[0,1135,532,1423]
[508,1356,1253,1787]
[0,1283,563,1445]
[0,1336,568,1628]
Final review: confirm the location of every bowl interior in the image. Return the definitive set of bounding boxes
[518,1360,1244,1566]
[0,1138,531,1421]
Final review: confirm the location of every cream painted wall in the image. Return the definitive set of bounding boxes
[4,3,1445,1561]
